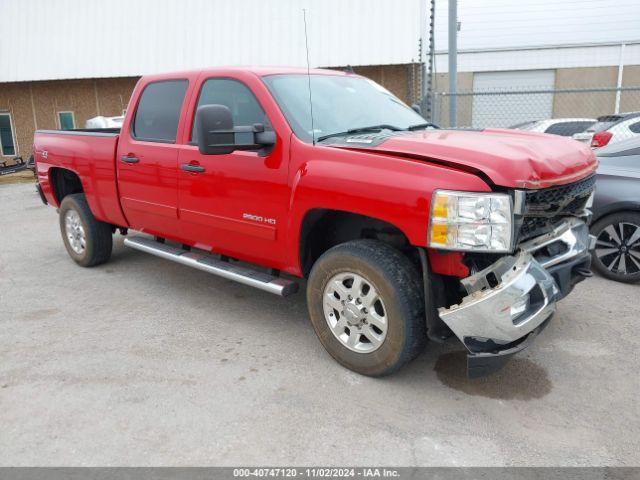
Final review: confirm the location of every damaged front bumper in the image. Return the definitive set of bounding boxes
[438,218,594,378]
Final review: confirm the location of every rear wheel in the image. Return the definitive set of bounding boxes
[59,193,113,267]
[307,240,426,376]
[591,212,640,283]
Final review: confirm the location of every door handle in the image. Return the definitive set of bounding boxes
[121,155,140,164]
[180,163,205,173]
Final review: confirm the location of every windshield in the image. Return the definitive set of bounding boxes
[263,74,426,143]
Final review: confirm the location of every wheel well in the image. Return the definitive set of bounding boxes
[592,204,640,224]
[299,209,413,277]
[50,168,83,204]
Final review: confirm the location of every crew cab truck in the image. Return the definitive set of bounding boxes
[33,67,598,378]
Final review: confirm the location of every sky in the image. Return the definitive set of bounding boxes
[434,0,640,51]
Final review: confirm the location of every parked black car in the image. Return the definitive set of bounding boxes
[591,136,640,283]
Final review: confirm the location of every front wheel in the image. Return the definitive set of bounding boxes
[59,193,113,267]
[306,240,426,376]
[591,212,640,283]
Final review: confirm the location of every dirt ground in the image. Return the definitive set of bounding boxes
[0,170,36,185]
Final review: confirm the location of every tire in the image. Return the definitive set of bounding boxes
[591,211,640,283]
[59,193,113,267]
[306,239,426,376]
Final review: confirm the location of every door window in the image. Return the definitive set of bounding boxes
[132,80,188,142]
[192,78,270,143]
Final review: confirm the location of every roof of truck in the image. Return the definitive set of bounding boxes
[143,66,353,81]
[227,66,352,76]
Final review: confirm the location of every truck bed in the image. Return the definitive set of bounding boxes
[33,129,128,227]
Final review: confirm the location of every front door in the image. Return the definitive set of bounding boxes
[177,77,289,268]
[117,79,189,237]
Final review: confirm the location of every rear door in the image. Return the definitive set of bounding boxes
[117,78,190,237]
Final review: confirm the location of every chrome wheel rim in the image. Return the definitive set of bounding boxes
[64,209,86,255]
[322,272,388,353]
[595,222,640,275]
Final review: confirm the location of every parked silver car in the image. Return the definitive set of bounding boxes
[591,136,640,283]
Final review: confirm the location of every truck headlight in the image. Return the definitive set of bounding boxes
[428,190,513,252]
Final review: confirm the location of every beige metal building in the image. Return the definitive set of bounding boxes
[0,78,137,159]
[0,65,420,160]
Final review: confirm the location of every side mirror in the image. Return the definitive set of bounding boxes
[411,103,423,115]
[195,104,276,156]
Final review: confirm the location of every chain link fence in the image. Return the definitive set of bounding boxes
[429,86,640,141]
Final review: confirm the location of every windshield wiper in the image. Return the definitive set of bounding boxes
[317,124,403,142]
[407,122,440,131]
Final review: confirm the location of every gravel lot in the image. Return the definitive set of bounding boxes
[1,182,639,466]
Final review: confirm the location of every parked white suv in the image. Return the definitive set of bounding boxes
[511,118,595,137]
[573,112,640,148]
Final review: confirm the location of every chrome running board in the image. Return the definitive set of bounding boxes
[124,236,298,297]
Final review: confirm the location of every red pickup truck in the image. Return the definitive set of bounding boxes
[33,67,597,378]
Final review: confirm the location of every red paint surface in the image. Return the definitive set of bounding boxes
[428,251,470,278]
[365,128,597,188]
[33,67,596,278]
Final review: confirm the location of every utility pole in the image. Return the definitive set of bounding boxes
[448,0,458,127]
[614,43,626,114]
[419,0,436,120]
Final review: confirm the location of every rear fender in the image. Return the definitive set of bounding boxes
[34,132,128,227]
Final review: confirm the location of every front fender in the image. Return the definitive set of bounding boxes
[284,142,491,275]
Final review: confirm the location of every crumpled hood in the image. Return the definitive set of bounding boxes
[335,128,598,189]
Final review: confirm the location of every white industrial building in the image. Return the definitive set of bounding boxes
[1,0,639,158]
